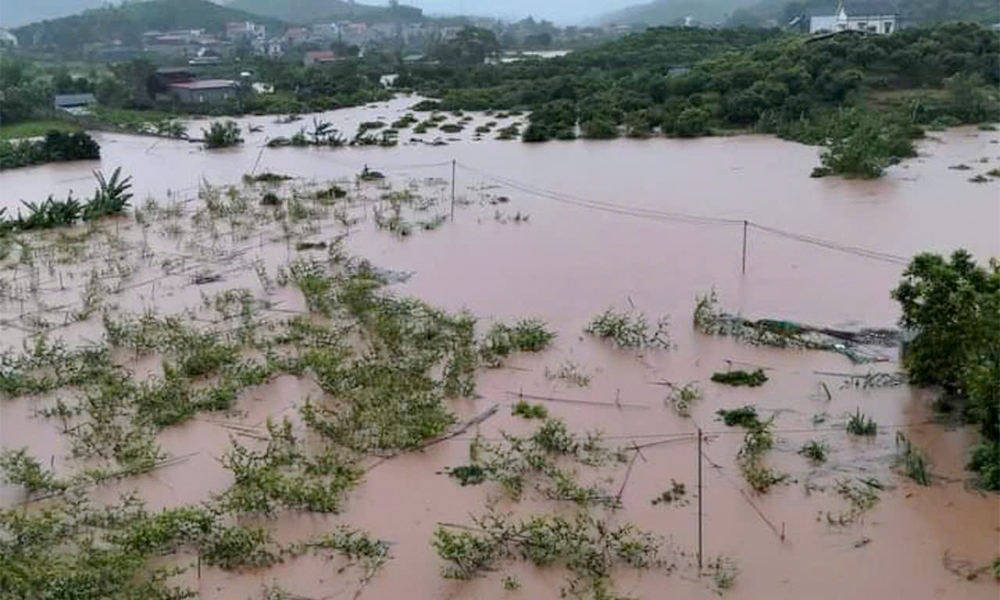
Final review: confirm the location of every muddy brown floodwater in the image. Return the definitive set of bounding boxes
[1,96,998,600]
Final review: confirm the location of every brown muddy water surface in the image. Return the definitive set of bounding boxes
[1,97,998,600]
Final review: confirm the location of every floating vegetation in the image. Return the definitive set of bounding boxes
[895,433,931,486]
[512,401,548,419]
[358,166,385,181]
[799,439,829,463]
[969,174,990,183]
[440,123,464,133]
[694,290,892,364]
[736,420,787,493]
[585,307,670,349]
[987,168,1000,178]
[664,381,702,417]
[846,408,878,436]
[450,418,626,505]
[244,171,292,184]
[502,575,521,590]
[716,406,761,428]
[707,556,739,592]
[948,164,972,170]
[493,210,530,224]
[829,478,882,525]
[358,121,386,132]
[651,480,688,506]
[711,369,768,387]
[544,360,592,387]
[433,510,662,598]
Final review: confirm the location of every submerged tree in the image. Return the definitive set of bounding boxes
[892,250,1000,489]
[202,120,244,149]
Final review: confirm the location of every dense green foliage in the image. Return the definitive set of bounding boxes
[0,131,100,170]
[892,251,1000,489]
[711,368,769,387]
[401,24,998,156]
[201,120,243,148]
[0,56,55,125]
[12,0,285,55]
[812,108,917,178]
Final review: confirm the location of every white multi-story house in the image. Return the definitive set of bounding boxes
[810,1,898,35]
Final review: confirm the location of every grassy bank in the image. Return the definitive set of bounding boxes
[0,119,81,140]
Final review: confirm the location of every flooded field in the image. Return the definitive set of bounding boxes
[0,97,998,600]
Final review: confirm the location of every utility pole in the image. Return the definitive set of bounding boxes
[450,159,456,221]
[741,220,748,275]
[697,427,703,571]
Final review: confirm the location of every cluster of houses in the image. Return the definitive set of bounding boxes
[808,1,899,35]
[122,19,475,65]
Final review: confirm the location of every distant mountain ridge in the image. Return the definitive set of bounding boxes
[11,0,285,51]
[225,0,424,25]
[597,0,759,25]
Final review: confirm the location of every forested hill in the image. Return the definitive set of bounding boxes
[226,0,424,25]
[12,0,285,53]
[721,0,999,28]
[598,0,758,26]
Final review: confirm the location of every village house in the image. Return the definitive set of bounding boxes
[53,93,97,114]
[225,21,266,41]
[810,1,898,34]
[303,51,338,66]
[166,79,239,105]
[0,28,18,47]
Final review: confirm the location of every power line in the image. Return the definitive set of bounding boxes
[456,161,911,266]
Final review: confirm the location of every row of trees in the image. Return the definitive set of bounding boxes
[0,131,101,170]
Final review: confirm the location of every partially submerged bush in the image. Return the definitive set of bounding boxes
[480,319,556,366]
[202,120,244,149]
[450,418,625,504]
[895,433,931,486]
[717,406,761,428]
[585,307,670,349]
[799,440,829,463]
[433,510,661,598]
[846,408,877,436]
[512,401,548,419]
[711,369,768,387]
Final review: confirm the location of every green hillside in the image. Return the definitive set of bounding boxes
[13,0,286,54]
[731,0,1000,28]
[598,0,759,26]
[226,0,424,25]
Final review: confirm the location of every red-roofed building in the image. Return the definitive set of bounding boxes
[303,51,338,66]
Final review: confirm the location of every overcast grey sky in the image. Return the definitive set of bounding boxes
[410,0,642,23]
[0,0,645,28]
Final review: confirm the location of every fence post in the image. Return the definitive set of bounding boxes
[450,159,456,221]
[698,427,704,571]
[741,220,748,275]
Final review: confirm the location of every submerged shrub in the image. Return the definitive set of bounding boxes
[711,369,768,387]
[585,308,670,349]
